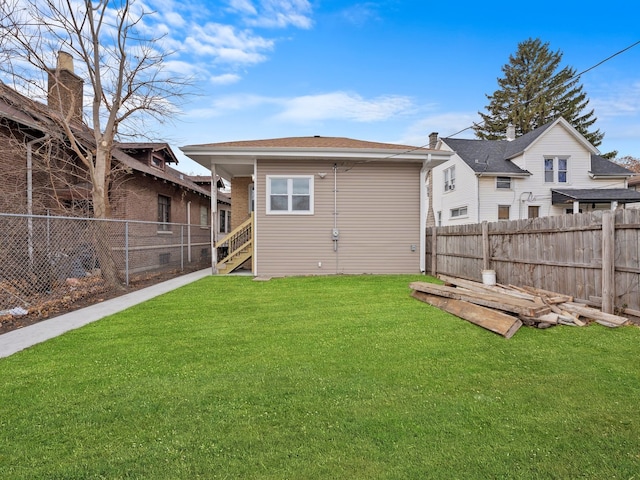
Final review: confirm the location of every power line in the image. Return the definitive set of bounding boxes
[384,39,640,160]
[446,39,640,139]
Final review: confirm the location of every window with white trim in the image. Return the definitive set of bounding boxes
[496,177,511,189]
[498,205,510,220]
[544,156,569,183]
[266,176,314,214]
[444,166,455,192]
[450,206,467,218]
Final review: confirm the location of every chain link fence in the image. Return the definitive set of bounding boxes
[0,212,211,318]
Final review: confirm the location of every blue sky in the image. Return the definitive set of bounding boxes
[144,0,640,175]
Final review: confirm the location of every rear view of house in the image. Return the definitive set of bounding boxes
[182,137,452,277]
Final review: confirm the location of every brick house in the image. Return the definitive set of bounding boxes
[0,55,230,274]
[0,59,230,226]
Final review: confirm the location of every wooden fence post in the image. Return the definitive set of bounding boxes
[431,226,437,277]
[602,210,615,314]
[482,221,490,271]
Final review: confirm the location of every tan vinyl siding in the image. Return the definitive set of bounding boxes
[255,160,422,276]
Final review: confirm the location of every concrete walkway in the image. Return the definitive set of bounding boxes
[0,268,211,359]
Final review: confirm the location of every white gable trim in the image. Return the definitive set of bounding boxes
[522,117,600,156]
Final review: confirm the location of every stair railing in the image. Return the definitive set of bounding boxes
[216,213,253,265]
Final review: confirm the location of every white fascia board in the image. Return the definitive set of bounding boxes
[181,146,453,163]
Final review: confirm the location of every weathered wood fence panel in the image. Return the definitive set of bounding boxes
[426,209,640,314]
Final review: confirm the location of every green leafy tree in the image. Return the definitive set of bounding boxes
[474,38,603,146]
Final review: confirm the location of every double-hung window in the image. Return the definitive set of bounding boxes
[544,156,569,183]
[267,176,314,214]
[158,195,171,231]
[444,166,455,192]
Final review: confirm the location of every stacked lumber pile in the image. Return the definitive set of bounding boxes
[410,275,629,339]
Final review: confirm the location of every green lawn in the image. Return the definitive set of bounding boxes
[1,275,638,479]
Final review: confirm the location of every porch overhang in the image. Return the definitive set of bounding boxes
[551,188,640,205]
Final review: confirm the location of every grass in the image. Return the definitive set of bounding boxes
[1,274,639,479]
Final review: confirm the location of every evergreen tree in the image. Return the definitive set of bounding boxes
[474,38,603,146]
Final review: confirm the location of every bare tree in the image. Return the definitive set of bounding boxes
[0,0,187,219]
[1,0,189,286]
[615,155,640,174]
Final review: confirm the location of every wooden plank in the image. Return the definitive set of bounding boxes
[438,275,538,301]
[411,291,522,339]
[519,285,573,303]
[410,282,550,317]
[558,302,628,326]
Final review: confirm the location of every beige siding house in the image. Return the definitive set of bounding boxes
[181,137,452,277]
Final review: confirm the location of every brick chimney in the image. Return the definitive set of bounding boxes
[428,132,438,149]
[48,51,84,124]
[506,124,516,141]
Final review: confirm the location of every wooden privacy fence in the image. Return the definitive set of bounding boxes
[426,209,640,316]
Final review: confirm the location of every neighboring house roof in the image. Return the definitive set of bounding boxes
[0,81,211,200]
[441,137,531,176]
[589,155,634,177]
[552,188,640,204]
[442,117,633,178]
[116,142,179,164]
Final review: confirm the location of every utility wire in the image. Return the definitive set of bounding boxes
[446,39,640,139]
[385,39,640,159]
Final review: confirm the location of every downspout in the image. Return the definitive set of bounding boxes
[519,191,532,219]
[187,201,192,263]
[26,134,49,267]
[419,155,430,273]
[211,162,218,274]
[333,163,339,273]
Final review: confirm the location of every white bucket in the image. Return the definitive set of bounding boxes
[482,270,496,286]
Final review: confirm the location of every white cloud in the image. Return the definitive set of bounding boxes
[397,113,481,146]
[339,2,381,26]
[163,11,187,28]
[590,81,640,119]
[228,0,258,15]
[184,91,414,123]
[184,23,274,65]
[240,0,313,29]
[210,73,242,85]
[275,92,414,122]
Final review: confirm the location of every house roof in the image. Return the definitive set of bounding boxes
[442,117,633,178]
[0,81,213,201]
[116,142,179,164]
[441,137,532,175]
[589,155,635,176]
[190,136,425,150]
[552,188,640,204]
[182,135,453,180]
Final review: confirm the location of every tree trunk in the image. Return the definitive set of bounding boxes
[89,147,123,290]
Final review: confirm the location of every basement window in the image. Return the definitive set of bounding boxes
[450,206,468,218]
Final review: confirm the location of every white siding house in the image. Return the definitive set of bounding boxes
[430,117,640,226]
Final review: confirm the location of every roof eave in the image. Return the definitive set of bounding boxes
[181,146,454,164]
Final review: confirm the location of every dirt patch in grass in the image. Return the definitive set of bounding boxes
[0,267,205,335]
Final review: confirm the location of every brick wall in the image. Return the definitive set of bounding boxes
[230,176,252,230]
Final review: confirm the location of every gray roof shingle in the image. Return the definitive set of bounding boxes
[443,118,633,178]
